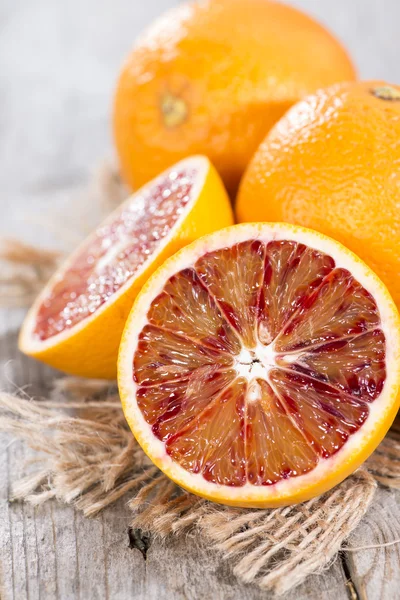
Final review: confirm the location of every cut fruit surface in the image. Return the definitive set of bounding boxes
[19,156,233,378]
[118,223,400,507]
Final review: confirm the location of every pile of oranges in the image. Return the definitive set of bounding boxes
[113,0,400,307]
[19,0,400,508]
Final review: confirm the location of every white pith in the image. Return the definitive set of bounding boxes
[234,342,305,398]
[20,155,210,353]
[235,344,277,380]
[118,222,400,504]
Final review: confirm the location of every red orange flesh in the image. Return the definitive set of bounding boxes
[119,224,400,506]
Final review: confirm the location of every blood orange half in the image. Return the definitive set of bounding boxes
[118,223,400,507]
[19,156,233,379]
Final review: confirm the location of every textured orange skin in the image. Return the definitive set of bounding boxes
[113,0,356,197]
[237,80,400,309]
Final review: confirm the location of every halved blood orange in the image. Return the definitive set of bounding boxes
[19,156,233,379]
[118,223,400,507]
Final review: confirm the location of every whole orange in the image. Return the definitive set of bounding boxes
[113,0,356,197]
[237,81,400,308]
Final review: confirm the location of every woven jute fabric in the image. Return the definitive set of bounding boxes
[1,163,400,596]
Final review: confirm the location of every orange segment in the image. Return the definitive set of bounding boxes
[280,329,386,401]
[133,325,233,386]
[166,379,247,487]
[137,369,236,442]
[195,240,265,347]
[258,240,335,343]
[245,379,318,485]
[147,268,241,354]
[276,268,381,352]
[119,223,400,507]
[19,156,233,379]
[269,370,369,459]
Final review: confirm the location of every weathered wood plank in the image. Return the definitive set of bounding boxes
[144,533,349,600]
[144,533,267,600]
[0,445,14,600]
[33,503,59,600]
[101,504,149,600]
[23,504,40,600]
[50,504,80,600]
[74,509,111,600]
[345,486,400,600]
[8,441,29,600]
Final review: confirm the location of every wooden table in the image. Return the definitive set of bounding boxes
[1,1,400,598]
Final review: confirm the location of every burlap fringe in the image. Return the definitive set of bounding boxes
[0,239,61,307]
[0,161,129,309]
[1,163,400,595]
[1,381,400,595]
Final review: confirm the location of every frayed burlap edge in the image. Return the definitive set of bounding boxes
[1,163,400,595]
[0,161,129,308]
[0,239,61,307]
[1,382,400,595]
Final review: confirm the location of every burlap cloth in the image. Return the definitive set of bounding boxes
[1,163,400,596]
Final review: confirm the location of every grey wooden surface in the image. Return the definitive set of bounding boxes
[1,1,400,598]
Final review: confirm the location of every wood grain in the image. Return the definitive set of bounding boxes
[346,487,400,600]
